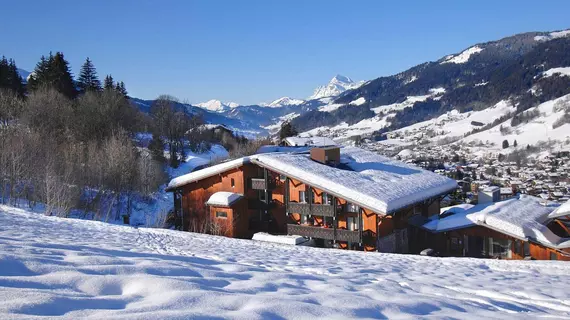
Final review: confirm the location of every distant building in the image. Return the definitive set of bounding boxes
[410,195,570,261]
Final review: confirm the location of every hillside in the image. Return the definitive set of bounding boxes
[291,29,570,146]
[1,205,570,319]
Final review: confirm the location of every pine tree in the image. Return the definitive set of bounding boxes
[103,74,114,90]
[0,56,10,89]
[117,81,128,98]
[51,52,77,99]
[27,53,53,92]
[279,121,297,140]
[7,59,25,97]
[513,140,518,148]
[502,140,509,149]
[0,57,25,97]
[77,57,101,93]
[28,52,77,99]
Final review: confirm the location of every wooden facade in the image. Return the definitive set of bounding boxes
[415,225,570,261]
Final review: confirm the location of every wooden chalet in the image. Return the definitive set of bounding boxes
[411,194,570,260]
[166,146,457,252]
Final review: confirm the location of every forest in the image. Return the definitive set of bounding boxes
[0,53,264,221]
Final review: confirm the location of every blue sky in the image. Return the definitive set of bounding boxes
[1,0,569,105]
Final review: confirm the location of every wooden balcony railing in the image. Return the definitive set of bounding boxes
[250,178,275,190]
[287,202,340,217]
[287,224,360,243]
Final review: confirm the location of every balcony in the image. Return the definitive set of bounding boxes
[287,224,360,243]
[250,178,275,190]
[287,202,340,217]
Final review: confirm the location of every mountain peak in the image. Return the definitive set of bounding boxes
[331,74,353,84]
[264,97,305,108]
[309,74,365,100]
[196,99,240,113]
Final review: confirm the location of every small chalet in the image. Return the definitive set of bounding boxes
[166,146,457,252]
[412,195,570,260]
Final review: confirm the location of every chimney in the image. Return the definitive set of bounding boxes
[478,186,500,204]
[310,147,340,166]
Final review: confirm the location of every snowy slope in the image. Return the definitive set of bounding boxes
[373,93,570,153]
[2,206,570,319]
[543,67,570,78]
[462,94,570,151]
[534,29,570,41]
[441,46,484,64]
[310,74,366,100]
[305,89,446,140]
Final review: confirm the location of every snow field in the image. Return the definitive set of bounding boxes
[1,206,570,319]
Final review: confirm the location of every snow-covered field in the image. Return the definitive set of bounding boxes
[1,206,570,319]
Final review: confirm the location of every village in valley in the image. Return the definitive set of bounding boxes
[365,140,570,206]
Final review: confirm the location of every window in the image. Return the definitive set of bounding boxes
[347,216,359,231]
[322,192,332,205]
[299,191,307,203]
[346,203,360,213]
[523,242,530,257]
[258,190,271,202]
[514,240,522,256]
[279,174,286,182]
[231,178,235,188]
[215,211,227,219]
[324,216,333,227]
[487,237,512,259]
[550,252,558,260]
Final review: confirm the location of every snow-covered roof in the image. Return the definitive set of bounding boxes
[423,195,570,249]
[167,146,456,214]
[283,136,336,147]
[548,199,570,219]
[206,192,243,207]
[166,158,250,191]
[252,147,457,214]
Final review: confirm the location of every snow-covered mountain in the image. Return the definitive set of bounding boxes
[309,74,366,100]
[196,99,240,113]
[263,96,305,108]
[291,29,570,146]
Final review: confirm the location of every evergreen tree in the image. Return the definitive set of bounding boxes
[502,140,509,149]
[51,52,77,99]
[279,121,297,140]
[0,57,10,88]
[8,59,25,97]
[103,74,114,90]
[0,57,25,97]
[116,81,128,98]
[77,57,101,93]
[27,54,51,92]
[513,140,518,147]
[28,52,77,99]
